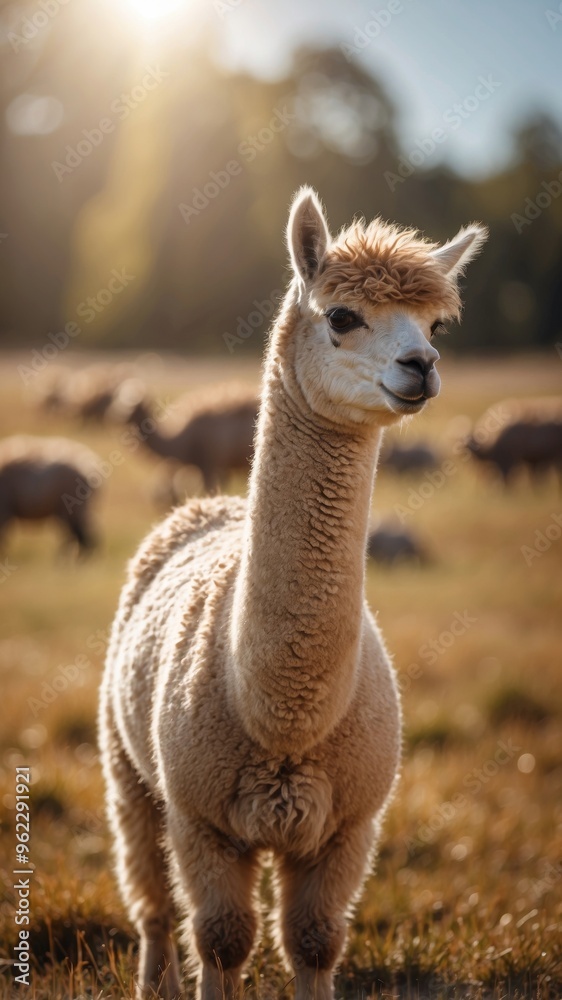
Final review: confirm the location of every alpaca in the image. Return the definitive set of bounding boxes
[99,188,486,1000]
[114,380,258,494]
[0,435,101,552]
[467,396,562,482]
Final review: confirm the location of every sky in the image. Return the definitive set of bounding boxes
[212,0,562,178]
[3,0,560,181]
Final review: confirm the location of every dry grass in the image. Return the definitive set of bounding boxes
[0,350,560,1000]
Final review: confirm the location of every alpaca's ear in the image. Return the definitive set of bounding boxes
[287,186,331,282]
[431,223,488,277]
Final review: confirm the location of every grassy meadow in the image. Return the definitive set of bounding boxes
[0,350,560,1000]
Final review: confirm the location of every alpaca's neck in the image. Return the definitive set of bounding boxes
[229,311,382,755]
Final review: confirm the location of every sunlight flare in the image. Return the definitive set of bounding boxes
[125,0,185,20]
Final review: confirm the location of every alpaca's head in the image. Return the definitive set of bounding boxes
[284,187,487,427]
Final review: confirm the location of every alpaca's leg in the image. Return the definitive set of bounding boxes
[101,706,181,999]
[168,813,259,1000]
[277,821,375,1000]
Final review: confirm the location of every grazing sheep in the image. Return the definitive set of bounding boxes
[114,380,258,494]
[26,365,70,414]
[99,187,486,1000]
[27,364,131,423]
[0,436,102,552]
[65,364,132,423]
[379,440,440,475]
[467,397,562,482]
[367,522,430,565]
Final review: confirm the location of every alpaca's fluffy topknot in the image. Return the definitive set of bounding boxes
[317,219,462,318]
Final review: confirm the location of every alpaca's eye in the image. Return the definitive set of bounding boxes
[326,307,363,333]
[430,320,448,338]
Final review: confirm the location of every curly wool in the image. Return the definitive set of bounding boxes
[317,219,462,317]
[98,186,485,1000]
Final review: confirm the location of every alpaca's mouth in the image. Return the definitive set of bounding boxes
[381,385,428,413]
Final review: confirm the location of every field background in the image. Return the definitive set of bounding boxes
[0,350,561,1000]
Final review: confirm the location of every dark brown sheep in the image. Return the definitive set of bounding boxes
[114,381,258,494]
[28,365,70,414]
[467,397,562,482]
[367,521,430,566]
[29,364,132,423]
[379,440,440,475]
[0,436,102,552]
[65,365,132,423]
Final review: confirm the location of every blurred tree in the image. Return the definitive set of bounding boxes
[0,4,561,356]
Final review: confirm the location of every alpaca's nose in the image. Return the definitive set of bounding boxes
[396,346,440,378]
[393,345,441,400]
